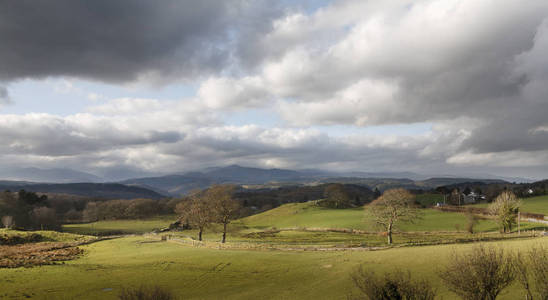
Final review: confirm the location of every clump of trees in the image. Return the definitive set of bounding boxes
[0,190,59,230]
[82,198,173,222]
[318,184,352,208]
[175,184,240,243]
[488,190,520,233]
[351,267,435,300]
[369,188,420,244]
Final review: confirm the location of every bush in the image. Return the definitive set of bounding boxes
[465,209,479,234]
[514,245,548,300]
[119,285,175,300]
[439,245,515,300]
[351,267,435,300]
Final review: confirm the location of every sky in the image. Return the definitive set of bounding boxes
[0,0,547,180]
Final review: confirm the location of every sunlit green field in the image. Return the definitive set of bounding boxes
[472,195,548,215]
[61,202,545,247]
[1,235,546,299]
[239,202,501,232]
[5,200,548,299]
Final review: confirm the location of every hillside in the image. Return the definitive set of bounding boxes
[0,182,165,200]
[0,167,102,183]
[239,201,501,232]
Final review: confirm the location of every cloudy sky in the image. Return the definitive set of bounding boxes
[1,0,547,180]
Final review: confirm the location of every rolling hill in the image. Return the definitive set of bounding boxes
[0,182,165,199]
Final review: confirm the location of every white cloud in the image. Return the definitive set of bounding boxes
[1,0,548,179]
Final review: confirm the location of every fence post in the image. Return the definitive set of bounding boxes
[518,211,521,236]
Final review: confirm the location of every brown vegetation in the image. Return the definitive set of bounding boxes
[0,242,83,268]
[119,285,175,300]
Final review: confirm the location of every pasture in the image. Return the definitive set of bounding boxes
[471,195,548,215]
[3,199,543,299]
[0,235,546,299]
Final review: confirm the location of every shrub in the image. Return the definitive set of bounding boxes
[465,209,479,234]
[351,267,435,300]
[119,285,175,300]
[514,245,548,300]
[439,245,515,300]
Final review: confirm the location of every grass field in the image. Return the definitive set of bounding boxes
[61,202,545,247]
[0,235,546,299]
[62,215,176,235]
[239,202,503,232]
[471,195,548,215]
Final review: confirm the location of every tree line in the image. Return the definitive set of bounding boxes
[0,190,59,230]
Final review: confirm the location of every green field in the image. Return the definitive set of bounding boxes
[4,200,548,299]
[471,195,548,215]
[1,235,546,299]
[60,202,546,247]
[62,216,176,235]
[239,202,502,232]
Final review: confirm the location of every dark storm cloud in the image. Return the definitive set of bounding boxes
[0,85,9,104]
[0,0,280,83]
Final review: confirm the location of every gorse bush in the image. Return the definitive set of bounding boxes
[351,267,435,300]
[118,285,175,300]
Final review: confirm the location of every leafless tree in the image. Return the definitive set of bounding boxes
[1,215,14,229]
[82,201,99,222]
[514,245,548,300]
[32,206,58,230]
[175,192,212,241]
[351,266,435,300]
[368,188,419,244]
[489,190,520,233]
[207,184,239,243]
[439,245,516,300]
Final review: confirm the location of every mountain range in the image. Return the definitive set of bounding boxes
[0,164,538,199]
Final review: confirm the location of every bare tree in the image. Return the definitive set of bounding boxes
[175,192,212,241]
[1,215,14,229]
[83,201,99,222]
[514,250,534,300]
[32,206,58,230]
[351,266,435,300]
[439,245,516,300]
[207,184,239,243]
[514,245,548,300]
[489,190,520,233]
[368,188,419,244]
[465,208,480,234]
